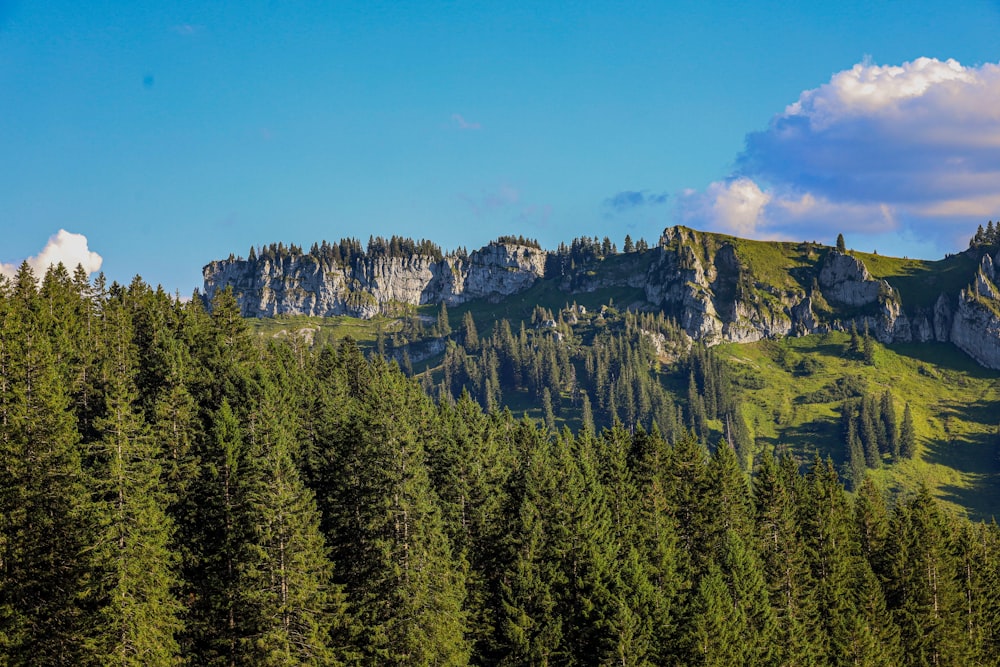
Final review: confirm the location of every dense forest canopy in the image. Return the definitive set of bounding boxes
[2,260,1000,665]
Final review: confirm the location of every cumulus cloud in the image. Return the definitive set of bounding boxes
[0,230,103,283]
[604,190,669,214]
[679,57,1000,253]
[677,178,772,237]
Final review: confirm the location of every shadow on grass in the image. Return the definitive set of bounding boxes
[888,342,1000,379]
[924,403,1000,520]
[764,416,844,470]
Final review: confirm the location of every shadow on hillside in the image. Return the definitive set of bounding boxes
[888,342,1000,379]
[924,399,1000,520]
[761,416,844,470]
[798,340,851,362]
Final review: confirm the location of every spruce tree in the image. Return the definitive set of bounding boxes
[900,403,917,459]
[629,427,684,663]
[323,358,469,665]
[89,299,183,665]
[754,452,823,665]
[236,371,345,664]
[0,279,95,665]
[496,423,563,665]
[885,486,967,665]
[437,302,451,337]
[881,390,899,460]
[862,322,875,365]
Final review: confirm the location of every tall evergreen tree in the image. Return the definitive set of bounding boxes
[323,357,469,665]
[885,486,967,666]
[89,298,183,665]
[0,272,95,665]
[236,370,345,664]
[900,403,917,459]
[754,452,823,665]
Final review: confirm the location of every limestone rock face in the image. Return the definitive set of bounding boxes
[949,260,1000,370]
[461,243,548,301]
[203,227,1000,370]
[818,251,883,306]
[934,294,953,342]
[202,242,546,318]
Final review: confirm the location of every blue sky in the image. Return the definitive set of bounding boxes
[3,1,1000,293]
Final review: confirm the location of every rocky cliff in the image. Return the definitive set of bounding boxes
[948,252,1000,369]
[203,241,546,318]
[203,227,1000,369]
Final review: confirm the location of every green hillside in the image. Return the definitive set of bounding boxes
[235,227,1000,519]
[247,302,1000,520]
[717,333,1000,519]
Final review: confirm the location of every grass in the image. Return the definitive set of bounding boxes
[238,233,1000,519]
[717,332,1000,519]
[246,314,396,347]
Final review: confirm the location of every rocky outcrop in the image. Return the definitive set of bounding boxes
[818,251,886,307]
[950,275,1000,370]
[204,226,1000,370]
[203,242,546,317]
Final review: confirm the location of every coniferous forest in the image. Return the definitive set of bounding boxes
[4,261,1000,666]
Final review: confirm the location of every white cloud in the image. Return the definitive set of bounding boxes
[1,230,103,283]
[682,57,1000,254]
[677,178,772,237]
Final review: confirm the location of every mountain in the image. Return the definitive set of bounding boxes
[204,226,1000,370]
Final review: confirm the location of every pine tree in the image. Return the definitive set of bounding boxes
[862,322,875,366]
[885,486,967,665]
[428,394,513,662]
[900,403,917,459]
[837,233,847,252]
[89,299,183,665]
[323,359,469,664]
[437,302,452,337]
[881,390,899,460]
[0,280,95,665]
[860,395,881,468]
[803,457,896,666]
[236,371,345,664]
[629,427,684,663]
[461,311,479,350]
[685,561,745,666]
[754,452,823,665]
[497,423,564,665]
[581,392,595,434]
[541,387,556,432]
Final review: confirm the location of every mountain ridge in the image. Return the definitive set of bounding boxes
[203,226,1000,369]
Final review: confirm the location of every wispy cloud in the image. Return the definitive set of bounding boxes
[0,230,103,283]
[172,24,204,36]
[460,185,520,216]
[604,190,669,214]
[517,203,552,226]
[459,185,552,227]
[677,57,1000,251]
[451,113,481,130]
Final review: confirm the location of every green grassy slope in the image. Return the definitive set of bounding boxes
[246,307,1000,519]
[718,332,1000,519]
[238,233,1000,519]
